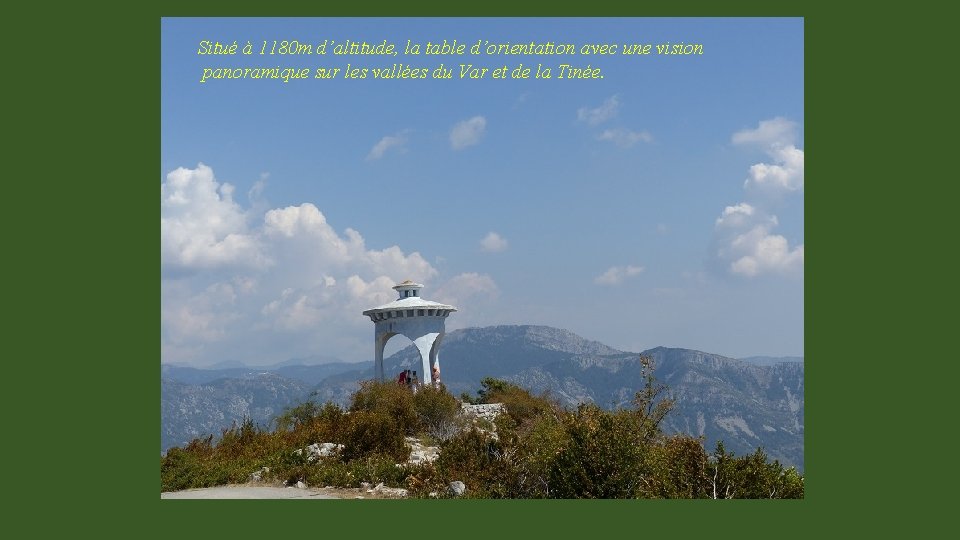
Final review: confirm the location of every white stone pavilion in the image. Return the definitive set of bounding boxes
[362,280,457,384]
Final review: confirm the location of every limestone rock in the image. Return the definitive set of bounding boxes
[448,481,466,496]
[461,403,506,422]
[372,482,409,498]
[304,442,344,462]
[405,436,439,465]
[248,466,270,483]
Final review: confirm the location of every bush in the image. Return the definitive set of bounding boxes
[708,443,804,499]
[547,405,652,498]
[642,435,711,498]
[274,400,324,431]
[349,380,417,434]
[434,427,512,498]
[339,409,408,462]
[477,377,557,430]
[292,403,346,449]
[412,384,463,441]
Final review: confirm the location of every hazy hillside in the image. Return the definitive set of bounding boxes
[161,361,360,386]
[161,373,312,452]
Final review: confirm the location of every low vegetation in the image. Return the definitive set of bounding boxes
[161,358,803,498]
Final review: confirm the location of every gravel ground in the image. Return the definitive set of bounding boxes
[161,483,402,499]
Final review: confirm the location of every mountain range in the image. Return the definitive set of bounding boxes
[161,325,803,470]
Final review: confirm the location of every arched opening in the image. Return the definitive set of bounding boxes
[380,333,424,385]
[383,333,414,361]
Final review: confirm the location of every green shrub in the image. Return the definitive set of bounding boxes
[641,435,711,498]
[349,454,411,487]
[412,383,463,441]
[477,377,557,430]
[545,405,650,498]
[707,443,804,499]
[349,380,417,434]
[339,409,408,462]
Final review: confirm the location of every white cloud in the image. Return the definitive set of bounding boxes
[594,265,644,285]
[728,226,804,277]
[262,203,436,281]
[161,164,493,367]
[433,273,501,329]
[712,202,802,278]
[744,144,805,194]
[449,116,486,150]
[732,117,798,147]
[733,117,804,194]
[480,231,508,252]
[710,117,804,278]
[248,175,267,201]
[578,95,620,126]
[433,272,499,307]
[596,128,652,147]
[715,203,757,227]
[161,163,266,271]
[366,130,409,160]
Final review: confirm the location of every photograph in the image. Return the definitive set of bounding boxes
[161,16,804,499]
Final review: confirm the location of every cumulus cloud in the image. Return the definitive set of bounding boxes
[480,232,508,252]
[450,116,486,150]
[744,144,804,193]
[162,281,239,345]
[366,130,409,160]
[729,228,804,277]
[262,203,436,281]
[596,128,652,147]
[434,273,499,306]
[710,118,804,278]
[161,163,265,272]
[578,95,620,126]
[161,163,493,367]
[732,117,798,147]
[733,117,804,195]
[433,273,500,329]
[715,203,758,228]
[713,204,803,277]
[594,265,644,285]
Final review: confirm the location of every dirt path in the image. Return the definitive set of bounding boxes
[161,483,401,499]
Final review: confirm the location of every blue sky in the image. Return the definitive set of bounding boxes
[161,17,804,367]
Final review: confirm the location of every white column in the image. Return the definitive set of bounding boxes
[413,332,439,389]
[429,333,443,387]
[374,327,392,382]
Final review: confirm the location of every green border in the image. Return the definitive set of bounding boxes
[16,0,935,535]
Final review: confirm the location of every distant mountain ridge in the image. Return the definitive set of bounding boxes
[161,325,803,470]
[739,355,804,366]
[161,362,361,386]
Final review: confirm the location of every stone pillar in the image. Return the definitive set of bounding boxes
[374,330,395,382]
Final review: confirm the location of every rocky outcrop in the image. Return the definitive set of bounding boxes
[369,482,408,498]
[294,442,344,462]
[461,403,505,422]
[248,466,270,482]
[405,436,439,465]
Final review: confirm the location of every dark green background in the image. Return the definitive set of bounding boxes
[8,0,950,536]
